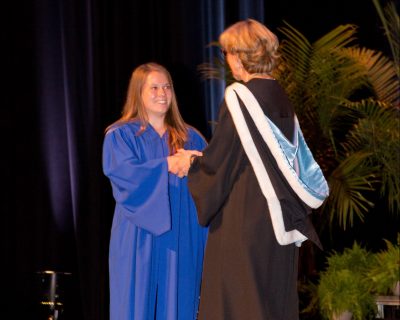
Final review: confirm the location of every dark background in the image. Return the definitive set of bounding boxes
[1,0,397,319]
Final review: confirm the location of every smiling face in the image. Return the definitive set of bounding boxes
[141,71,172,121]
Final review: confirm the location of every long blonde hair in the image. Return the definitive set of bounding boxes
[106,62,188,153]
[219,19,280,74]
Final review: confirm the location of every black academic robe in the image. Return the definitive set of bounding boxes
[188,79,321,320]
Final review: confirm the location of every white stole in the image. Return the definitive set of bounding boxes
[225,82,329,246]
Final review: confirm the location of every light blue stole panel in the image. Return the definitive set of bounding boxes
[225,82,329,246]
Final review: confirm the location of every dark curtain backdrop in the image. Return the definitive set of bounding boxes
[2,0,389,319]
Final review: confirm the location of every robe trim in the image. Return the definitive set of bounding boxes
[225,83,307,246]
[227,82,326,208]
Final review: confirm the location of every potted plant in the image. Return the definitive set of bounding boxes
[367,234,400,296]
[317,243,377,319]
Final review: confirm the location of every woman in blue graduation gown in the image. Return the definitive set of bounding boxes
[102,63,208,320]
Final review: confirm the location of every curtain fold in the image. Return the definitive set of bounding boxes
[3,0,272,318]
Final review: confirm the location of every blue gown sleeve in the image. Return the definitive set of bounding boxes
[102,126,171,236]
[186,127,208,151]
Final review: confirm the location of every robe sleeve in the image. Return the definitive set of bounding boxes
[102,127,170,235]
[188,101,245,227]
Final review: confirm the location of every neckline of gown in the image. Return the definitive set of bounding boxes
[147,122,168,139]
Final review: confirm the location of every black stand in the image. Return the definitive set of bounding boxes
[36,271,71,320]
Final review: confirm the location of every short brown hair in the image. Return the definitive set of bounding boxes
[219,19,280,74]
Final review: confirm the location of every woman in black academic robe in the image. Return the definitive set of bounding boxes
[187,19,328,320]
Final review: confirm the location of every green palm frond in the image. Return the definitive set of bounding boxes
[322,101,361,158]
[341,99,400,212]
[197,41,236,84]
[342,47,399,105]
[372,0,400,75]
[341,99,398,150]
[278,22,313,81]
[308,51,367,135]
[325,152,378,229]
[279,24,366,117]
[278,24,360,121]
[197,61,223,81]
[197,42,224,81]
[313,24,358,50]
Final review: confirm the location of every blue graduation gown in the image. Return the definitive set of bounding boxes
[102,120,208,320]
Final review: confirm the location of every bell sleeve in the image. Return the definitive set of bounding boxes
[102,127,170,235]
[188,101,245,227]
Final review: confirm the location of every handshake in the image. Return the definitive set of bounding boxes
[167,149,203,178]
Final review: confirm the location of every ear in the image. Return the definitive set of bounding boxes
[233,55,243,69]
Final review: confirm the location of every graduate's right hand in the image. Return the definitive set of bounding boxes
[167,153,190,178]
[168,150,202,177]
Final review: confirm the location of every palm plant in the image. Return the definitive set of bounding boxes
[198,4,399,230]
[276,21,399,229]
